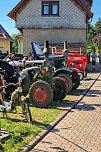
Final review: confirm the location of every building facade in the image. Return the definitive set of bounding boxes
[8,0,93,55]
[0,24,12,54]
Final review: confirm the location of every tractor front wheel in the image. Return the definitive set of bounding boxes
[78,72,83,81]
[29,80,53,108]
[83,69,87,78]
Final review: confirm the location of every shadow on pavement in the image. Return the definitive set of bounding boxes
[50,132,89,152]
[74,103,95,111]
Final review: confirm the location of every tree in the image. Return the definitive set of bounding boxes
[95,18,101,33]
[11,33,20,53]
[87,23,95,52]
[98,39,101,51]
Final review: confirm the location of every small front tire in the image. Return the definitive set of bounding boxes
[29,80,53,108]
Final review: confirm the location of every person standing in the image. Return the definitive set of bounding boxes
[98,51,101,69]
[91,50,97,70]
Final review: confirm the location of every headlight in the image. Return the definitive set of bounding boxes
[79,64,82,67]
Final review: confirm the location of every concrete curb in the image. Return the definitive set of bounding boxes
[21,73,100,152]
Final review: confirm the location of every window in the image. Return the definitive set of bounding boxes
[42,2,50,15]
[51,2,59,15]
[42,1,59,16]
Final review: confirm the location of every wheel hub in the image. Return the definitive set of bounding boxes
[33,87,48,104]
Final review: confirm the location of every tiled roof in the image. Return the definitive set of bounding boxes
[80,0,93,9]
[0,24,13,41]
[8,0,93,20]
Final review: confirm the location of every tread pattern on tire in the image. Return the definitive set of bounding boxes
[83,69,87,78]
[29,80,53,108]
[52,77,67,101]
[72,72,80,90]
[57,74,73,93]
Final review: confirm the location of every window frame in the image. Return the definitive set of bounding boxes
[51,1,59,15]
[42,1,59,16]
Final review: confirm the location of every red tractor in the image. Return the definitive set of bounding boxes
[54,51,87,79]
[68,53,87,78]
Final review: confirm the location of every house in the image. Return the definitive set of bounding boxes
[8,0,93,55]
[80,0,93,10]
[0,24,13,54]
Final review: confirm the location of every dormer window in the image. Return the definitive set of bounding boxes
[42,1,59,16]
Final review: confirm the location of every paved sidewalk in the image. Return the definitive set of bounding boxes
[30,74,101,152]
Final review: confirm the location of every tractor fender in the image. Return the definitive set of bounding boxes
[0,60,14,78]
[52,68,72,77]
[19,67,39,95]
[70,67,80,73]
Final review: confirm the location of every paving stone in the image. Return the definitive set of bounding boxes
[29,73,101,152]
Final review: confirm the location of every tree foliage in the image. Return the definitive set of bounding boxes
[95,18,101,33]
[11,33,20,53]
[87,18,101,52]
[98,39,101,50]
[87,23,95,52]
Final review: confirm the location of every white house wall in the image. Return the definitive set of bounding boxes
[16,0,86,29]
[23,28,86,55]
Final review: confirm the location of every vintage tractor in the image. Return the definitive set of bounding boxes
[4,41,79,91]
[0,72,32,122]
[29,41,80,90]
[20,41,68,107]
[54,51,87,79]
[0,41,68,108]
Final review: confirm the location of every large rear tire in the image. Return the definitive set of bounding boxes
[0,75,3,93]
[29,80,53,108]
[52,77,67,101]
[57,73,72,93]
[71,72,80,90]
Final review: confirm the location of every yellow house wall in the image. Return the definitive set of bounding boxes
[0,39,10,53]
[0,39,4,52]
[4,40,10,54]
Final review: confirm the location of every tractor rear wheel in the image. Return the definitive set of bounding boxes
[52,77,67,101]
[29,80,53,108]
[0,75,3,93]
[57,73,72,93]
[71,72,80,90]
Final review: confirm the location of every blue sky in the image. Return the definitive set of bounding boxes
[91,0,101,24]
[0,0,101,36]
[0,0,20,35]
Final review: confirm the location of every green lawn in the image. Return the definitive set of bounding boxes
[0,100,66,152]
